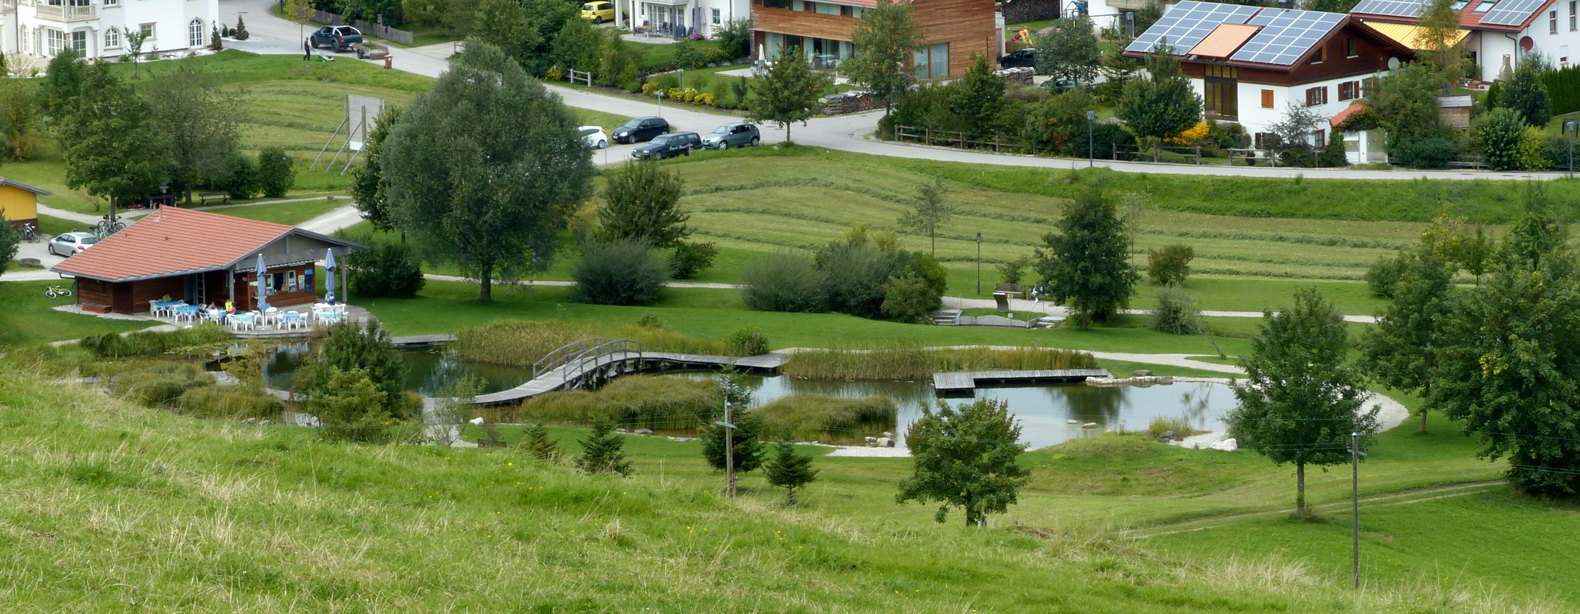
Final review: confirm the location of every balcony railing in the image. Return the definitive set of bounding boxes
[35,3,96,21]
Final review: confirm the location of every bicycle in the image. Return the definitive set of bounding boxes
[20,222,37,243]
[45,285,72,298]
[96,216,126,238]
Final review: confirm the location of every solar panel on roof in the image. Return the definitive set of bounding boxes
[1349,0,1425,18]
[1479,0,1547,26]
[1124,0,1261,55]
[1229,8,1345,66]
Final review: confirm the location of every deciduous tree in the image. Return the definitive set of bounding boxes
[1501,54,1552,126]
[1037,15,1099,84]
[471,0,538,69]
[599,160,689,247]
[36,50,85,125]
[747,45,832,143]
[1227,289,1379,518]
[1034,186,1137,327]
[147,62,241,205]
[382,42,594,301]
[1117,45,1201,144]
[948,55,1005,136]
[1417,0,1468,89]
[843,0,923,115]
[350,106,404,231]
[898,178,953,255]
[61,66,165,209]
[896,398,1030,527]
[1361,251,1455,433]
[0,214,16,276]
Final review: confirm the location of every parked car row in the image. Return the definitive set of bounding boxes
[592,116,762,160]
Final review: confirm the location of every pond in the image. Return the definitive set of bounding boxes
[258,347,1237,449]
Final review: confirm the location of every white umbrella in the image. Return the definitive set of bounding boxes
[255,253,268,312]
[324,248,337,303]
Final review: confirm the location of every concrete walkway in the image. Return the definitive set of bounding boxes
[219,0,1564,181]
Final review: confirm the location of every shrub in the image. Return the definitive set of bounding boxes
[995,255,1031,287]
[817,241,892,319]
[1517,126,1554,170]
[1393,136,1457,169]
[880,276,941,324]
[233,15,249,40]
[1146,244,1195,285]
[1151,286,1203,335]
[572,239,667,306]
[176,385,284,420]
[726,327,770,356]
[112,363,210,408]
[668,241,717,279]
[1165,121,1209,145]
[713,18,752,59]
[256,146,294,198]
[81,324,231,358]
[1364,253,1408,298]
[783,346,1098,380]
[295,320,406,404]
[702,47,731,66]
[519,375,718,430]
[310,366,407,444]
[1472,107,1525,171]
[641,81,660,95]
[742,252,826,313]
[219,151,258,199]
[752,394,897,444]
[348,242,425,298]
[545,65,565,82]
[673,42,705,70]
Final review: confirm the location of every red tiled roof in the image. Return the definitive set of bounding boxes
[1330,102,1367,127]
[52,207,301,282]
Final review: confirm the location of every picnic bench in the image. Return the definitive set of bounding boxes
[198,191,230,206]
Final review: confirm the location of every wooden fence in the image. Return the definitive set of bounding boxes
[893,125,1030,154]
[309,10,416,45]
[568,68,593,87]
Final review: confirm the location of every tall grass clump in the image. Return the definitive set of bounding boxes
[784,345,1099,380]
[752,394,896,444]
[80,324,232,358]
[175,385,285,420]
[1147,415,1204,439]
[451,321,728,368]
[517,375,718,430]
[110,363,211,408]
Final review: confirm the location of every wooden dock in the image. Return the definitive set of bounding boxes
[471,351,789,405]
[932,369,1112,396]
[391,334,458,348]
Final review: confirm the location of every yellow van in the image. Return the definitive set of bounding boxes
[580,1,615,23]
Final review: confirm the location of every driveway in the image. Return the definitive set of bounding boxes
[219,0,1563,181]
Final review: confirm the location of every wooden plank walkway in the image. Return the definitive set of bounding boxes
[932,369,1112,395]
[391,334,457,347]
[471,351,789,405]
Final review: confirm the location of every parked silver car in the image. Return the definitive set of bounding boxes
[48,231,98,257]
[702,122,761,149]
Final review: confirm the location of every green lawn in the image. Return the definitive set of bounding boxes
[207,198,347,226]
[0,281,154,347]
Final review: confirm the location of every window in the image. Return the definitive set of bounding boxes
[1572,1,1576,30]
[1310,45,1325,64]
[19,26,27,54]
[105,27,121,48]
[841,5,854,15]
[1260,89,1274,108]
[69,29,85,55]
[1312,129,1326,146]
[140,22,155,40]
[189,19,204,47]
[1254,132,1271,149]
[1474,1,1494,12]
[1305,86,1328,106]
[711,8,720,24]
[46,28,64,56]
[1204,64,1237,78]
[103,0,117,6]
[1345,37,1358,58]
[1552,10,1559,34]
[913,43,949,79]
[1338,80,1359,101]
[1204,65,1238,119]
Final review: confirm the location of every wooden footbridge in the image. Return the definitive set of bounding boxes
[471,338,787,405]
[932,369,1112,396]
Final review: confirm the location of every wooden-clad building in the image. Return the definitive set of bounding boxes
[751,0,1000,79]
[50,207,364,314]
[0,177,50,229]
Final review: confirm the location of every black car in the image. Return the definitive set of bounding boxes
[999,48,1037,69]
[612,116,671,144]
[631,132,701,160]
[311,25,363,52]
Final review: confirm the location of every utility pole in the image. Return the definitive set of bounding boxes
[1351,430,1360,589]
[717,391,736,497]
[975,232,983,295]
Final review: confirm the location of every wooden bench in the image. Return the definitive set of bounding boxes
[198,192,230,206]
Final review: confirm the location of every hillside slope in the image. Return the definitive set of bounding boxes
[0,365,1546,613]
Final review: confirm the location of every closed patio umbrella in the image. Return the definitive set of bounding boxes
[324,248,337,303]
[255,253,268,312]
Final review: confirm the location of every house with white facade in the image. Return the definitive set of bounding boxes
[0,0,219,63]
[1123,1,1415,148]
[1351,0,1574,80]
[612,0,749,39]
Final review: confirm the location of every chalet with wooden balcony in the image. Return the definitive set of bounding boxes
[750,0,1000,79]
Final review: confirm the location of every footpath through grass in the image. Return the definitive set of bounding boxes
[2,363,1561,612]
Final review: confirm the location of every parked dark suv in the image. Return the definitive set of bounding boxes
[631,132,700,160]
[612,116,671,144]
[999,48,1037,69]
[311,25,363,52]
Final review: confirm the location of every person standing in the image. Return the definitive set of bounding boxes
[303,37,311,61]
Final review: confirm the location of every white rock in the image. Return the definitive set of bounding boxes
[1081,422,1098,428]
[1209,438,1238,452]
[876,437,894,448]
[1066,419,1079,424]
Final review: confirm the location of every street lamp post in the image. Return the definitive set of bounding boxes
[975,232,983,295]
[1086,110,1097,167]
[1566,120,1576,179]
[657,90,665,116]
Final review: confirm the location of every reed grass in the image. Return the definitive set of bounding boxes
[79,324,233,358]
[783,346,1099,380]
[751,394,897,444]
[451,320,730,368]
[515,375,720,430]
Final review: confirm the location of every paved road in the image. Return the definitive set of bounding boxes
[219,0,1562,181]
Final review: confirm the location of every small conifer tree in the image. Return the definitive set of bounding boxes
[522,422,561,462]
[764,441,818,505]
[576,418,632,476]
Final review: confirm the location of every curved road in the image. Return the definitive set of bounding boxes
[220,0,1561,181]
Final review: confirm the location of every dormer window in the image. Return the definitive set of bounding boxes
[1310,46,1325,64]
[1474,1,1496,13]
